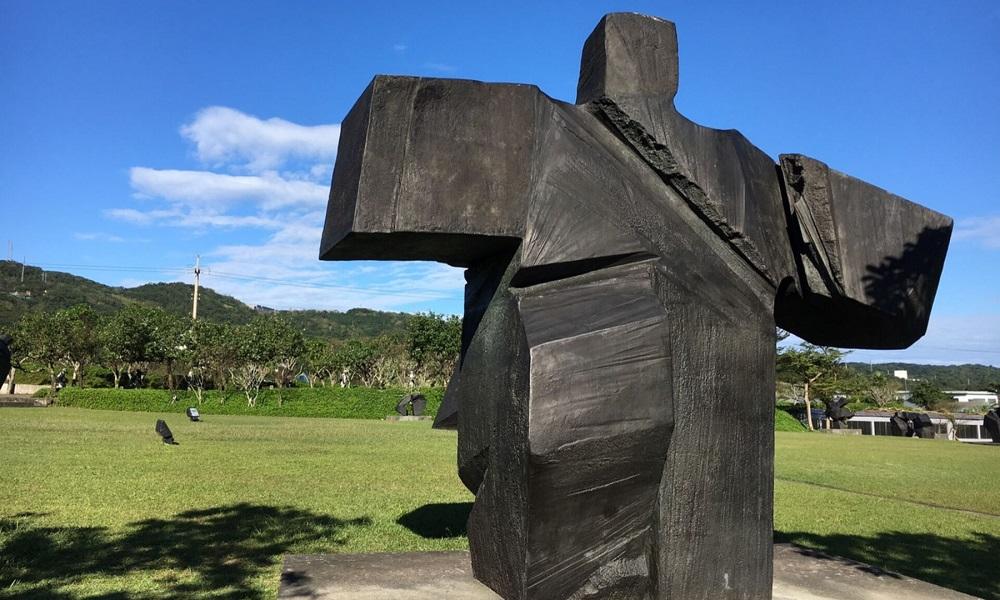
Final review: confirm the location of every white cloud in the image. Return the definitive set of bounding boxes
[189,222,464,311]
[180,106,340,172]
[130,167,328,209]
[393,43,408,52]
[108,105,465,313]
[74,232,125,243]
[954,215,1000,249]
[423,62,457,72]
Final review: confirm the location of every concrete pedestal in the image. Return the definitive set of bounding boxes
[278,544,976,600]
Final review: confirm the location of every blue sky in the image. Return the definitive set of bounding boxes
[2,1,998,365]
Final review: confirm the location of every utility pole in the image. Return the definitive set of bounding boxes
[192,255,201,320]
[6,240,11,261]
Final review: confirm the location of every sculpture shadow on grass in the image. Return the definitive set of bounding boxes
[774,529,1000,600]
[0,503,372,600]
[396,502,472,539]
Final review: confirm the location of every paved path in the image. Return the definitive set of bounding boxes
[278,544,979,600]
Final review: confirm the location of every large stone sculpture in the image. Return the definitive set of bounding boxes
[319,13,951,600]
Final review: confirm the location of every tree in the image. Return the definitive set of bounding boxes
[910,379,950,411]
[301,338,336,388]
[229,316,303,406]
[98,304,161,388]
[406,312,461,386]
[183,319,229,404]
[776,343,848,430]
[866,371,901,408]
[150,311,189,391]
[14,312,65,391]
[56,305,100,387]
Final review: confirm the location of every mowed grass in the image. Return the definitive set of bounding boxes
[1,408,998,599]
[774,433,1000,599]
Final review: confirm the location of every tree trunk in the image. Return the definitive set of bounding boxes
[5,367,15,394]
[804,382,814,431]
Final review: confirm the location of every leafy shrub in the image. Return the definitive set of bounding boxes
[56,386,444,419]
[775,408,807,432]
[32,387,52,398]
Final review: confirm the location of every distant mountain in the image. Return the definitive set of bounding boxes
[846,362,1000,391]
[0,260,414,339]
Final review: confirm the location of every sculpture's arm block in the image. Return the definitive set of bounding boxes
[776,154,952,348]
[319,75,540,266]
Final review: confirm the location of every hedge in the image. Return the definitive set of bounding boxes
[775,408,807,432]
[56,386,444,420]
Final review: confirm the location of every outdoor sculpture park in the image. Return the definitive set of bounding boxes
[320,12,951,600]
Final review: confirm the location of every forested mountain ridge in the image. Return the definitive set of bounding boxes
[0,260,414,340]
[845,362,1000,391]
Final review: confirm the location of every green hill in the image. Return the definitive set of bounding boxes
[845,362,1000,391]
[0,260,414,340]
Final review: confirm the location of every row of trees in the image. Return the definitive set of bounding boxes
[7,304,461,406]
[775,339,980,429]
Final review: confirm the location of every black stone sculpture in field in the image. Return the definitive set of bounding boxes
[825,398,854,429]
[319,13,951,600]
[984,408,1000,444]
[395,393,428,417]
[0,334,11,392]
[155,420,178,445]
[890,412,914,437]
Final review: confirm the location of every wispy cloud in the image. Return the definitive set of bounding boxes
[393,43,408,52]
[180,106,340,173]
[422,62,457,73]
[129,167,328,209]
[954,215,1000,249]
[74,232,126,243]
[108,105,465,312]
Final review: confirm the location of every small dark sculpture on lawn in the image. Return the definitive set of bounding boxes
[890,411,936,439]
[825,398,854,429]
[396,393,427,416]
[984,408,1000,443]
[186,407,201,422]
[155,420,178,445]
[890,411,914,437]
[0,334,11,392]
[319,13,951,600]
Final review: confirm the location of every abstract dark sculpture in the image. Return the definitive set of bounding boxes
[319,13,951,600]
[0,334,11,392]
[825,398,854,429]
[890,411,936,439]
[396,393,427,417]
[155,419,178,445]
[984,408,1000,443]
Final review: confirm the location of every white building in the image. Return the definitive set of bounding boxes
[844,410,993,443]
[944,390,998,405]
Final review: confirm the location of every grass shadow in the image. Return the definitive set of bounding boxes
[396,502,471,539]
[775,529,1000,599]
[1,503,371,599]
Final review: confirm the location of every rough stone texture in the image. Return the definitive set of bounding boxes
[983,408,1000,443]
[319,12,951,600]
[0,336,11,392]
[277,548,978,600]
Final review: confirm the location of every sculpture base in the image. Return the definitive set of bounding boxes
[278,545,975,600]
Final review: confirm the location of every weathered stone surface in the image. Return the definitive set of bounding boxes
[319,12,951,600]
[982,408,1000,443]
[0,335,11,392]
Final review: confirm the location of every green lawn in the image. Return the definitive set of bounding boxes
[1,408,998,599]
